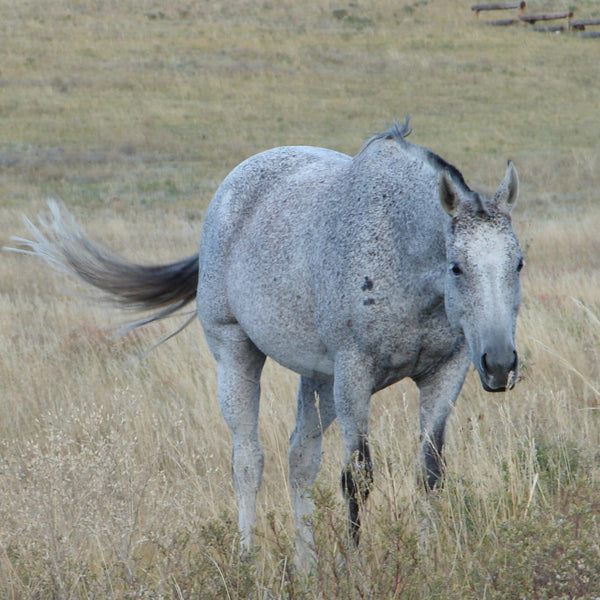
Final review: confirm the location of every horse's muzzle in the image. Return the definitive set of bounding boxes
[479,348,518,392]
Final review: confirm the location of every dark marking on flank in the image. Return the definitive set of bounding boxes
[361,276,373,291]
[363,298,375,306]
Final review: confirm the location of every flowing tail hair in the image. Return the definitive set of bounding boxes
[6,200,199,341]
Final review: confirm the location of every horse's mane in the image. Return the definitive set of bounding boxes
[357,116,470,193]
[357,116,413,154]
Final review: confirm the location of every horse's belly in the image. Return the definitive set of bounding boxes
[227,267,334,378]
[268,343,334,379]
[239,312,334,379]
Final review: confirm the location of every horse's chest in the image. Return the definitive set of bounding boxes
[345,288,456,387]
[368,327,459,391]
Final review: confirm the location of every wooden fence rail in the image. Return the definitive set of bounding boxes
[471,0,600,38]
[470,2,599,37]
[519,11,573,25]
[570,17,600,30]
[471,2,525,17]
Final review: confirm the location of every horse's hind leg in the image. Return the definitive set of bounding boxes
[209,327,266,553]
[289,377,336,570]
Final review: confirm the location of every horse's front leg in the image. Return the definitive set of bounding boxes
[415,347,470,490]
[333,351,375,546]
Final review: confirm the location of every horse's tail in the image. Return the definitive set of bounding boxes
[6,200,199,336]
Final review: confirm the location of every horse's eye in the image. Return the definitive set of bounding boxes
[517,258,524,272]
[450,263,462,276]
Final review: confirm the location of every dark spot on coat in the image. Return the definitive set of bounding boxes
[361,277,373,291]
[363,298,375,306]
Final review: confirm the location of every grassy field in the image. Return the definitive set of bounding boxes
[1,0,600,597]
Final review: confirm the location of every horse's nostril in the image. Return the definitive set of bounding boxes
[482,350,518,375]
[481,352,489,373]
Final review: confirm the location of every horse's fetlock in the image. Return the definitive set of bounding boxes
[341,448,374,502]
[422,469,444,491]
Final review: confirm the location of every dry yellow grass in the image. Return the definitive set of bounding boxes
[1,0,600,597]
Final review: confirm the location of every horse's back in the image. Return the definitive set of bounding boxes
[205,146,349,225]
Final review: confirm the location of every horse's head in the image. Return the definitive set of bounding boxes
[439,162,522,392]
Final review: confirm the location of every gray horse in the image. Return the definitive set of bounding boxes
[9,118,523,569]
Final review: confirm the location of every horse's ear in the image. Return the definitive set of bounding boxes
[439,171,460,217]
[494,160,519,214]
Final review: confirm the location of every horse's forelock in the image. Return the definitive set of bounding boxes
[472,193,491,217]
[450,196,512,235]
